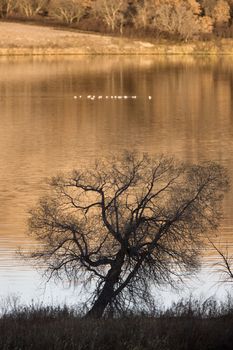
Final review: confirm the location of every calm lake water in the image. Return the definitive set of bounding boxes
[0,55,233,305]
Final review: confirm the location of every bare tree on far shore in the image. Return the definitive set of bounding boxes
[50,0,86,24]
[93,0,127,33]
[18,0,50,17]
[0,0,17,17]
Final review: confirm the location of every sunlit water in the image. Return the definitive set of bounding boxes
[0,55,233,306]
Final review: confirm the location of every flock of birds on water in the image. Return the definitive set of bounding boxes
[73,95,152,100]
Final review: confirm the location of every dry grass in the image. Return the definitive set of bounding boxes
[1,297,233,349]
[0,21,233,55]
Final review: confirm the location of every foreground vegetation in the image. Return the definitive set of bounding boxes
[0,0,233,41]
[1,297,233,349]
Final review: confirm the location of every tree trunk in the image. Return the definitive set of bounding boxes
[86,250,125,318]
[86,280,115,318]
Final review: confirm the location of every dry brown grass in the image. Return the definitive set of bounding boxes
[0,21,233,55]
[1,297,233,350]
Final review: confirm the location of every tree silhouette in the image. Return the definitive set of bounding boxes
[27,152,229,318]
[210,240,233,283]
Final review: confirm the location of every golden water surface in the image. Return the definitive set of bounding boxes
[0,56,232,301]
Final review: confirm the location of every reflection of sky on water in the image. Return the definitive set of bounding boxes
[1,267,232,308]
[0,55,233,304]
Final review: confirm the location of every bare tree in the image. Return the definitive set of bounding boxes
[18,0,50,17]
[210,241,233,283]
[93,0,127,33]
[153,1,202,40]
[27,152,228,318]
[132,0,213,38]
[0,0,17,17]
[50,0,86,24]
[133,0,154,29]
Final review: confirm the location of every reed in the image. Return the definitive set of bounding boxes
[1,296,233,350]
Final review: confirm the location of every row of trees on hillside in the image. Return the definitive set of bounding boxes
[0,0,233,40]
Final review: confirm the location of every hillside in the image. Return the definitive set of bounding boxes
[0,22,233,55]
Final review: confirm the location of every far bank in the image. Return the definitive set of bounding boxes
[0,22,233,55]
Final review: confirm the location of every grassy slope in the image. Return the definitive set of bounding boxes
[0,21,233,55]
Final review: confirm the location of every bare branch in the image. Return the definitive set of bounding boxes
[24,152,229,318]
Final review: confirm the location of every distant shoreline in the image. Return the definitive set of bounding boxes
[0,22,233,56]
